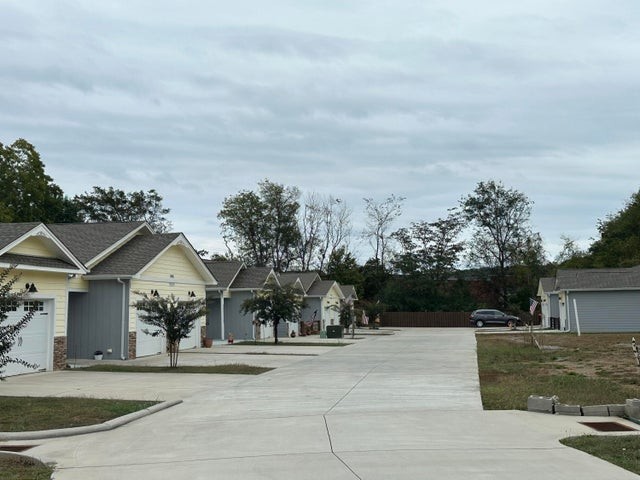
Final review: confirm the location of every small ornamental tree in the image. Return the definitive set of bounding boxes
[132,292,207,367]
[0,266,36,379]
[241,280,305,344]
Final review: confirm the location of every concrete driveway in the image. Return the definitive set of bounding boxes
[3,329,638,479]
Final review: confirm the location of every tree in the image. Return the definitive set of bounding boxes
[362,195,404,269]
[1,266,36,379]
[0,139,70,223]
[132,292,207,367]
[588,189,640,268]
[219,180,301,271]
[461,180,542,308]
[74,187,172,232]
[297,194,352,272]
[325,246,364,294]
[240,280,305,344]
[392,211,464,282]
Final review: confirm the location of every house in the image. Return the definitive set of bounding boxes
[205,261,279,341]
[0,223,88,376]
[536,277,559,329]
[540,266,640,333]
[1,221,216,376]
[304,279,345,330]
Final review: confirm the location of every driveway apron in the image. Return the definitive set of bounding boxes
[19,329,640,479]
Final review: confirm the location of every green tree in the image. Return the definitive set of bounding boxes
[240,280,305,344]
[132,292,207,367]
[0,139,70,223]
[74,187,172,232]
[0,266,36,379]
[219,180,301,271]
[325,246,363,294]
[461,180,543,308]
[588,189,640,267]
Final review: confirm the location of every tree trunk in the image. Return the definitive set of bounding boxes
[274,320,279,344]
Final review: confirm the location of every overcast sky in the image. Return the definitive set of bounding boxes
[2,1,639,261]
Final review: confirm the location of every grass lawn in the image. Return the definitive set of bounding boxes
[477,332,640,476]
[0,456,54,480]
[75,364,273,374]
[0,396,158,432]
[561,435,640,476]
[476,332,640,410]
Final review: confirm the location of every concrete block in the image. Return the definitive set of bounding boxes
[555,404,582,416]
[625,399,640,420]
[607,404,626,417]
[582,405,609,416]
[527,395,559,414]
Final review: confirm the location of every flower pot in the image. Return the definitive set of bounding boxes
[94,354,103,360]
[203,338,213,348]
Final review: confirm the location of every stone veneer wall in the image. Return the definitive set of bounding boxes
[53,336,67,370]
[128,332,137,359]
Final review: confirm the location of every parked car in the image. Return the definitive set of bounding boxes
[470,309,520,328]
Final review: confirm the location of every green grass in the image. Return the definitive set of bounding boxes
[561,435,640,475]
[0,456,54,480]
[476,333,640,410]
[75,364,273,374]
[0,396,157,432]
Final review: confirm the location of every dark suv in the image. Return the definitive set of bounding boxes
[470,309,520,328]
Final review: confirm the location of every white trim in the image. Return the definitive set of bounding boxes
[136,234,217,285]
[0,262,84,275]
[85,222,154,268]
[0,224,88,273]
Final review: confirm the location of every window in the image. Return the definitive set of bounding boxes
[2,301,19,312]
[23,301,44,312]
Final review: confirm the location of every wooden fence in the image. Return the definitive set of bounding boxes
[381,312,472,328]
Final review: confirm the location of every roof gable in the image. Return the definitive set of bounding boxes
[0,223,87,273]
[204,260,244,288]
[47,221,151,266]
[307,279,344,299]
[230,266,278,289]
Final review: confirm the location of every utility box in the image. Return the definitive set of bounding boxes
[326,325,344,338]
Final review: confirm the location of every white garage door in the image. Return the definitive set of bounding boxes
[136,315,165,357]
[181,318,200,350]
[4,300,51,377]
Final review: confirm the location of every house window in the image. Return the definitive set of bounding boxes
[23,301,44,312]
[4,301,19,312]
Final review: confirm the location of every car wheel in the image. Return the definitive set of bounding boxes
[475,320,484,328]
[507,320,515,329]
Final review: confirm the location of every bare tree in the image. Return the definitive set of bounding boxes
[362,195,404,268]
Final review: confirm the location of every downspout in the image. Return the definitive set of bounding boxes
[117,278,127,360]
[220,290,225,341]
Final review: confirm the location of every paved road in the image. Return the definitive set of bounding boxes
[5,329,639,479]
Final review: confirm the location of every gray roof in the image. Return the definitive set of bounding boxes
[88,233,179,276]
[307,279,340,297]
[0,252,77,270]
[230,266,275,289]
[204,260,243,288]
[555,267,640,290]
[340,284,358,300]
[539,277,556,293]
[279,271,321,292]
[47,222,148,264]
[0,223,41,250]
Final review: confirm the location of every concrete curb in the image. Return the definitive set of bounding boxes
[0,399,182,441]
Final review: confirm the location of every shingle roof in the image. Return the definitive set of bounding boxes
[204,260,243,288]
[539,277,556,293]
[340,284,358,300]
[555,267,640,290]
[230,266,275,289]
[0,252,77,270]
[0,223,41,250]
[307,279,340,297]
[47,222,148,264]
[88,233,179,276]
[279,271,321,292]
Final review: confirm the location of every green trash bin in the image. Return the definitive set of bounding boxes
[326,325,344,338]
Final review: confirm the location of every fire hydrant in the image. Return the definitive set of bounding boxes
[227,333,234,344]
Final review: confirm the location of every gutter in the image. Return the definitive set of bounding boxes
[117,278,127,360]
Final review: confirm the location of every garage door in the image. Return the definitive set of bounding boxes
[136,315,165,357]
[181,318,200,350]
[4,300,51,377]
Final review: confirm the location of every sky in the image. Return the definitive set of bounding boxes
[2,1,639,262]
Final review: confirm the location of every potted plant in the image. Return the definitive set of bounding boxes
[94,350,103,360]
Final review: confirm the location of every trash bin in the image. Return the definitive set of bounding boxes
[326,325,344,338]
